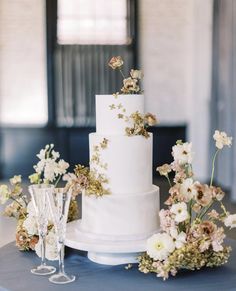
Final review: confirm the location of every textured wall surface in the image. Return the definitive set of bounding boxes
[0,0,47,125]
[139,0,213,180]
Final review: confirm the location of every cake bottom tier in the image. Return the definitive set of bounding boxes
[79,185,160,239]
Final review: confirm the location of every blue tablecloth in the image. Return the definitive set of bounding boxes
[0,240,236,291]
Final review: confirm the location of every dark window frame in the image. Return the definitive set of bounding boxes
[45,0,138,127]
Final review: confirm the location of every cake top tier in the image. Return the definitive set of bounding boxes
[96,94,144,134]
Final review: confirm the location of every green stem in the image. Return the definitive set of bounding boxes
[165,175,172,187]
[198,201,214,220]
[9,196,24,209]
[54,175,62,188]
[119,69,125,79]
[210,149,220,187]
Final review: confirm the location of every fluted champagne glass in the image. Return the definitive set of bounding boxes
[28,184,56,275]
[47,188,75,284]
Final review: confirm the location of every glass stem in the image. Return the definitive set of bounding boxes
[41,234,46,266]
[58,242,65,274]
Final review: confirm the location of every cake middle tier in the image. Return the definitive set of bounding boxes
[89,133,153,195]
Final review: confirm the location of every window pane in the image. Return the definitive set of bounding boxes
[57,0,129,45]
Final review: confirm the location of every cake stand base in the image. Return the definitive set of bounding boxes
[65,220,159,266]
[88,252,139,265]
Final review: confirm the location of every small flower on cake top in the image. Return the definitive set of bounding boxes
[108,56,143,94]
[108,56,158,138]
[108,56,124,70]
[138,130,234,280]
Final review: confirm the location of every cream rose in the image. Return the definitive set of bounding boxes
[108,56,123,70]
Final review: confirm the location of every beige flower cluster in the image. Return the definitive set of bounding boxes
[125,111,158,138]
[139,130,235,280]
[108,56,143,94]
[67,138,110,197]
[0,145,79,256]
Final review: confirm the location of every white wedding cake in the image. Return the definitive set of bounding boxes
[81,94,160,234]
[66,94,160,265]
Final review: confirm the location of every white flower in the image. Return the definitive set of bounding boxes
[34,159,46,174]
[52,150,60,160]
[10,175,22,185]
[23,216,38,235]
[130,69,143,79]
[213,130,232,149]
[224,214,236,229]
[56,159,70,176]
[147,233,175,261]
[63,173,77,182]
[179,178,196,202]
[0,185,9,204]
[44,159,58,182]
[35,231,58,261]
[169,227,186,249]
[36,149,47,160]
[170,202,189,223]
[172,142,193,165]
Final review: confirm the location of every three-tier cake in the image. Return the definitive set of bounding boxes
[66,94,160,265]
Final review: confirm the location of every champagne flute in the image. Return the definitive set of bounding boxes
[29,184,56,275]
[47,188,75,284]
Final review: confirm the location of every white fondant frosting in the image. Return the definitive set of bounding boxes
[89,133,153,194]
[80,186,160,237]
[96,94,144,134]
[71,94,160,265]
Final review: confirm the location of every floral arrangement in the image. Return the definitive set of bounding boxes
[138,130,235,280]
[108,56,143,94]
[64,138,110,197]
[0,144,79,260]
[108,56,158,138]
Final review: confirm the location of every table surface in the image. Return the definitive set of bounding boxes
[0,240,236,291]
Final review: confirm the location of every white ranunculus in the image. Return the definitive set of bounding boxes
[147,233,175,261]
[0,185,9,204]
[213,130,232,149]
[169,227,186,249]
[172,142,193,165]
[224,214,236,229]
[35,231,58,261]
[170,202,189,223]
[179,178,196,202]
[23,216,38,236]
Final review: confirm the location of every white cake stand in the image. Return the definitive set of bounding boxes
[65,220,158,265]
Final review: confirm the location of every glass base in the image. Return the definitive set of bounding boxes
[49,272,76,284]
[31,265,56,276]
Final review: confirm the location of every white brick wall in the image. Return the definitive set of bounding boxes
[139,0,213,180]
[0,0,47,125]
